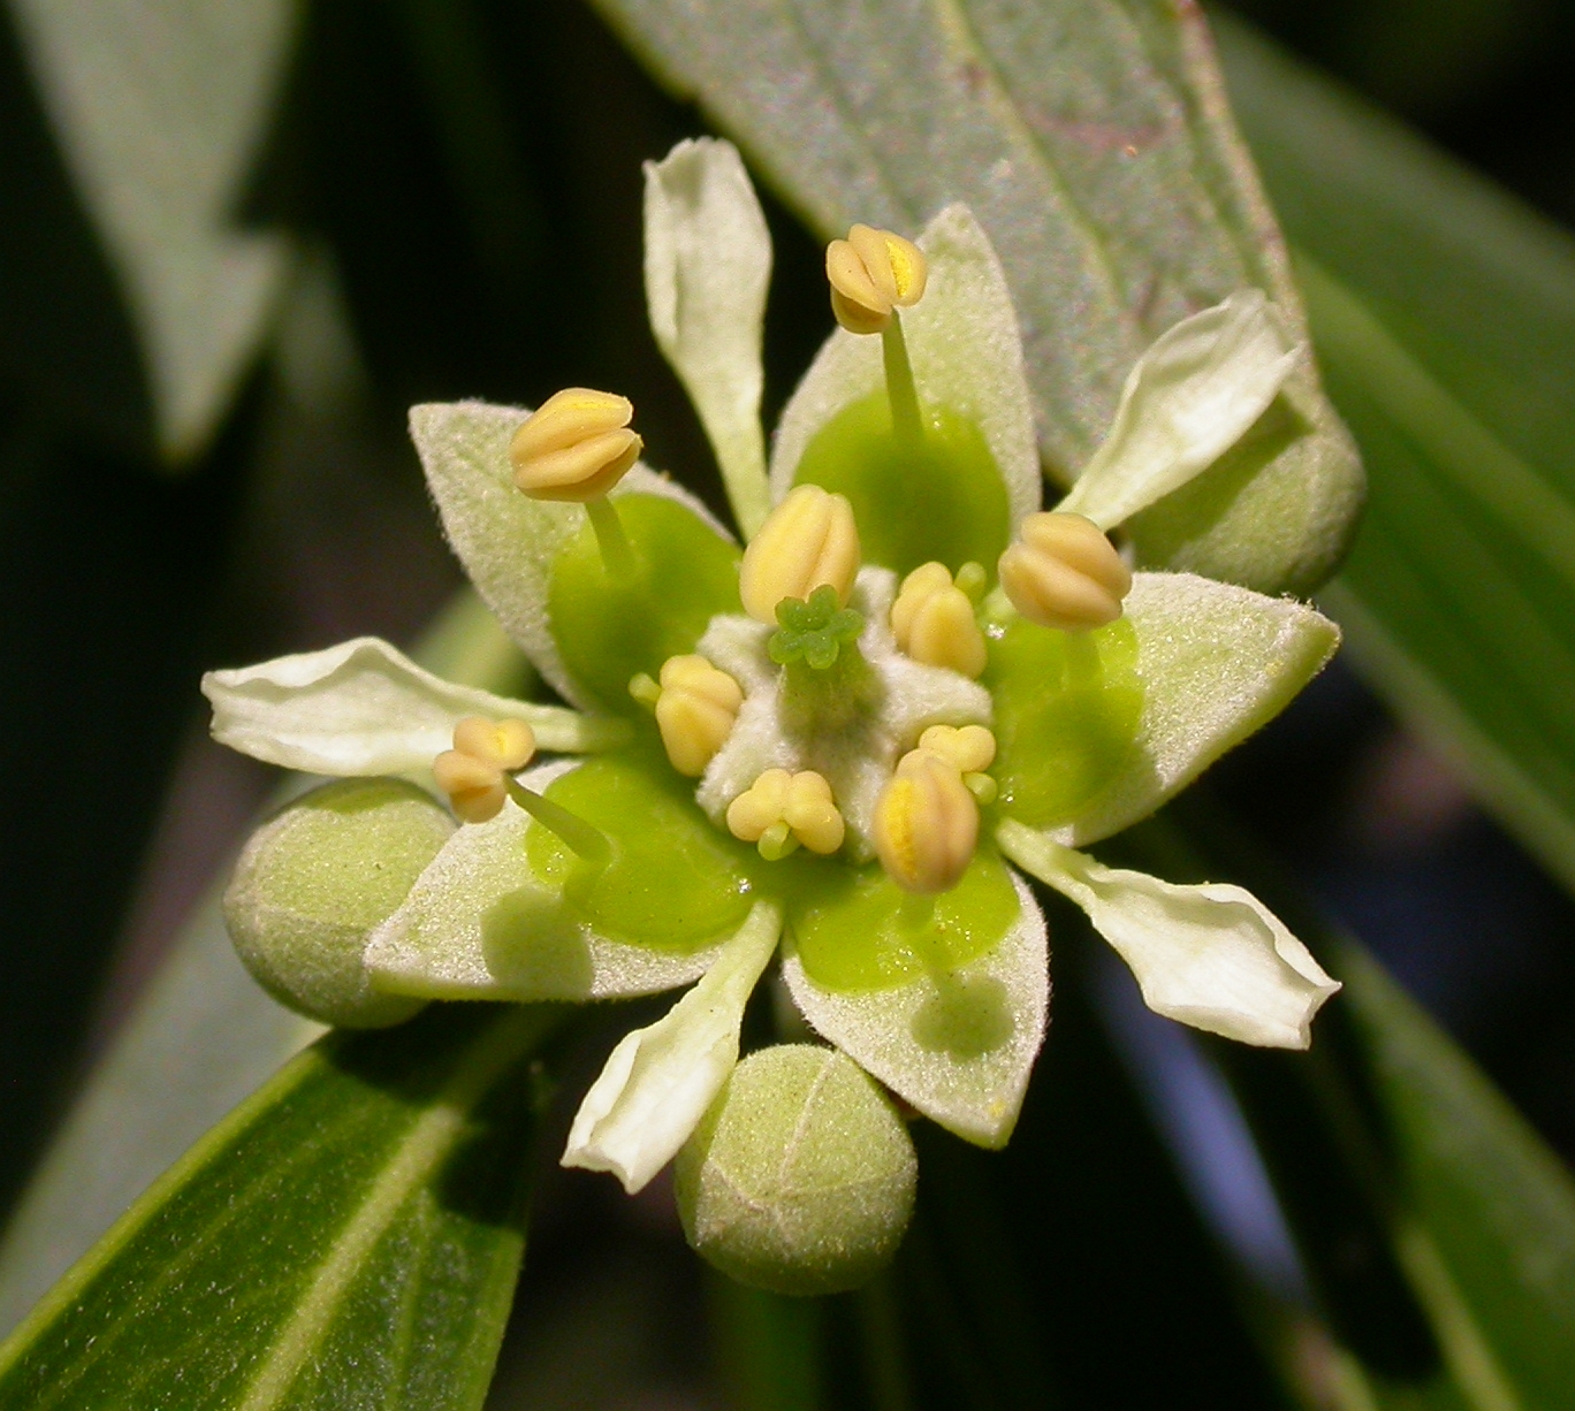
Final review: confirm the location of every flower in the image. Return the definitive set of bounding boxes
[203,138,1340,1210]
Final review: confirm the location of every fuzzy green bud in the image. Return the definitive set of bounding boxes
[676,1045,917,1296]
[223,778,454,1028]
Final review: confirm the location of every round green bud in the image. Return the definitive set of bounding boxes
[675,1044,917,1296]
[223,778,454,1028]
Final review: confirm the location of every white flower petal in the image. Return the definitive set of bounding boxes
[364,762,723,1002]
[998,824,1338,1049]
[202,636,618,776]
[1056,571,1339,848]
[782,871,1047,1148]
[411,399,733,708]
[770,203,1039,530]
[562,900,784,1193]
[1057,290,1303,531]
[644,138,773,537]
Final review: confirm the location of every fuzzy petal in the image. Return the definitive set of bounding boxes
[771,203,1040,535]
[644,138,773,537]
[998,824,1338,1049]
[1057,290,1303,531]
[411,399,732,708]
[989,572,1339,847]
[202,636,619,775]
[562,900,783,1193]
[782,870,1047,1148]
[365,760,735,1001]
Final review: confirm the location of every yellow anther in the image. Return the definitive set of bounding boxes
[509,387,643,502]
[654,654,743,777]
[433,716,537,823]
[727,768,846,857]
[890,562,988,677]
[998,511,1133,632]
[739,484,861,624]
[872,748,979,894]
[917,724,997,776]
[826,225,929,335]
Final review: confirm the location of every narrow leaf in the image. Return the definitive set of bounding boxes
[592,0,1363,594]
[1217,16,1575,899]
[10,0,294,460]
[0,1004,562,1411]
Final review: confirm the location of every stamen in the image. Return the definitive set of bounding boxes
[872,748,979,894]
[653,654,743,776]
[826,225,928,445]
[627,673,661,709]
[917,724,996,775]
[890,563,988,677]
[998,512,1133,632]
[739,484,861,625]
[825,225,927,336]
[510,388,642,501]
[503,778,611,864]
[433,716,537,824]
[511,387,643,579]
[727,768,846,858]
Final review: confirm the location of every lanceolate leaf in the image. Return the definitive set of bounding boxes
[1216,16,1575,900]
[0,1004,562,1411]
[9,0,295,461]
[591,0,1364,596]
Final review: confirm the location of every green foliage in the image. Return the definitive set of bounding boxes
[1217,15,1575,900]
[593,0,1365,596]
[0,1004,562,1410]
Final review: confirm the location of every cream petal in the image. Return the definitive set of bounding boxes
[561,900,783,1193]
[998,824,1338,1049]
[1057,290,1303,531]
[202,636,620,776]
[644,138,773,536]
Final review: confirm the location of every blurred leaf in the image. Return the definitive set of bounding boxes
[1340,948,1575,1410]
[0,1004,560,1411]
[1215,15,1575,899]
[7,0,296,462]
[1135,803,1575,1411]
[591,0,1363,595]
[0,590,529,1338]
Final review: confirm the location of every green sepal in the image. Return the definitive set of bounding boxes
[783,847,1019,993]
[791,392,1012,578]
[988,571,1340,847]
[527,751,760,953]
[985,613,1144,832]
[781,869,1047,1148]
[548,493,741,712]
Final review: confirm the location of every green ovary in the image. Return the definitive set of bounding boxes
[793,393,1010,578]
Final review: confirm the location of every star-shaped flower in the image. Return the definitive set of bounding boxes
[204,139,1341,1239]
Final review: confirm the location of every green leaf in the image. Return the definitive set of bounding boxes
[0,1004,562,1411]
[9,0,295,461]
[1134,803,1575,1408]
[1339,948,1575,1410]
[0,589,530,1339]
[590,0,1363,595]
[1215,17,1575,900]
